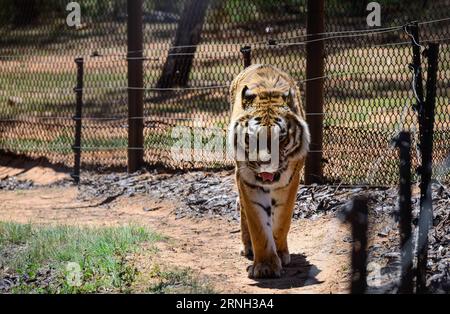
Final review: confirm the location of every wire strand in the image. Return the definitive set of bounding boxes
[418,16,450,25]
[0,104,422,123]
[1,70,362,93]
[147,16,450,51]
[0,145,414,153]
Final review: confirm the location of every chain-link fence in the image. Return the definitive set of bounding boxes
[0,0,449,185]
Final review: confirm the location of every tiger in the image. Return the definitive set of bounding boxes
[228,64,310,278]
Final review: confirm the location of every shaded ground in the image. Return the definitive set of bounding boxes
[0,163,449,293]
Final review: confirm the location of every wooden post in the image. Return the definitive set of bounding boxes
[127,0,144,173]
[348,195,368,294]
[396,132,413,293]
[240,46,251,68]
[416,43,439,293]
[72,57,84,184]
[305,0,325,184]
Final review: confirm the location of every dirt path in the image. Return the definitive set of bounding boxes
[0,186,351,293]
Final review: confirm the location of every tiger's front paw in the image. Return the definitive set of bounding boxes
[247,256,282,279]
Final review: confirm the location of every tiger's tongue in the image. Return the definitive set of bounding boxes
[259,172,275,182]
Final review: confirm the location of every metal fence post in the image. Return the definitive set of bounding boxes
[72,57,84,184]
[408,22,425,114]
[407,22,425,174]
[305,0,325,184]
[347,195,368,294]
[416,42,439,293]
[240,46,251,68]
[127,0,144,173]
[395,131,413,293]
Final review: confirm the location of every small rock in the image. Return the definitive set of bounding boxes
[143,206,161,212]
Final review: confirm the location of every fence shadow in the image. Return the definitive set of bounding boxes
[0,152,70,182]
[249,253,322,289]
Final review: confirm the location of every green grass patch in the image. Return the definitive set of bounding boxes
[0,222,164,293]
[147,264,215,294]
[0,136,73,154]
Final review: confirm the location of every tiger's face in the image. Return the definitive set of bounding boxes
[229,75,309,185]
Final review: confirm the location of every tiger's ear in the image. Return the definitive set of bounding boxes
[241,86,256,108]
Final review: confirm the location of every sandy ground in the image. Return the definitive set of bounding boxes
[0,155,70,185]
[0,184,352,294]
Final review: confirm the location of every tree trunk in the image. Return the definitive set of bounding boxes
[156,0,210,88]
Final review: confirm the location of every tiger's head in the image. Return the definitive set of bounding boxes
[228,65,310,184]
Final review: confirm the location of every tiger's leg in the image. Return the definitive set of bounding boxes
[238,183,282,278]
[272,201,295,266]
[272,165,301,266]
[238,198,253,259]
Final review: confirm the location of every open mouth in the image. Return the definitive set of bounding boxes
[257,172,280,183]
